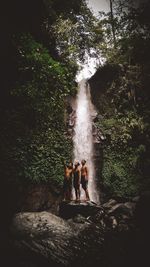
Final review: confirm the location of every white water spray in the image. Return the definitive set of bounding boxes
[73,79,99,203]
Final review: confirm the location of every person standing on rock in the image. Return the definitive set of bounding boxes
[81,160,90,201]
[63,161,73,201]
[73,161,81,202]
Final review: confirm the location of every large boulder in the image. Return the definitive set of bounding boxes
[21,185,62,215]
[102,199,117,209]
[9,197,148,267]
[10,211,104,267]
[59,201,102,219]
[10,212,87,266]
[105,202,135,217]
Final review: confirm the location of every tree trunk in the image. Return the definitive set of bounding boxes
[110,0,116,47]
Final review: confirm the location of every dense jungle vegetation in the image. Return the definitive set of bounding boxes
[0,0,150,201]
[90,0,150,197]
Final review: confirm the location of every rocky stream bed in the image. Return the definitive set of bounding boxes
[3,192,149,267]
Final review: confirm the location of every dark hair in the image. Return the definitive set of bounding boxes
[75,161,80,166]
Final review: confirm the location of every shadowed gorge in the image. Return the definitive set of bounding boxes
[0,0,150,267]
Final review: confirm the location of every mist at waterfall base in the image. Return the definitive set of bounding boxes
[73,80,99,203]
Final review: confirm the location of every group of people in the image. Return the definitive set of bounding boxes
[63,159,90,202]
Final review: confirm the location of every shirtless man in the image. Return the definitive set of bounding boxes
[63,162,73,201]
[73,161,80,201]
[81,160,90,201]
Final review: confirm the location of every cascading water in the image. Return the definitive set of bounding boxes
[73,79,99,203]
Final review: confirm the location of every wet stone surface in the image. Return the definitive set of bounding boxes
[59,200,102,219]
[8,196,150,267]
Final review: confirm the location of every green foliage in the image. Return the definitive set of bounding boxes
[1,0,150,199]
[12,129,72,185]
[0,34,75,187]
[95,62,150,197]
[100,107,145,193]
[91,1,150,197]
[97,1,150,65]
[94,59,150,197]
[96,110,144,197]
[1,0,103,193]
[102,148,140,197]
[51,2,102,63]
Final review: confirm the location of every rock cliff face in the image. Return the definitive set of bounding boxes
[88,64,121,108]
[92,122,104,197]
[21,184,62,215]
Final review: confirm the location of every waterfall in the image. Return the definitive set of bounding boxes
[73,79,99,203]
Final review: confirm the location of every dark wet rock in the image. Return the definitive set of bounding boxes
[10,211,87,267]
[107,203,133,217]
[121,214,131,221]
[72,214,90,224]
[10,211,105,267]
[109,216,118,229]
[118,222,130,232]
[9,196,150,267]
[132,196,140,203]
[124,202,136,216]
[21,185,62,215]
[102,199,117,209]
[59,201,101,219]
[89,208,105,222]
